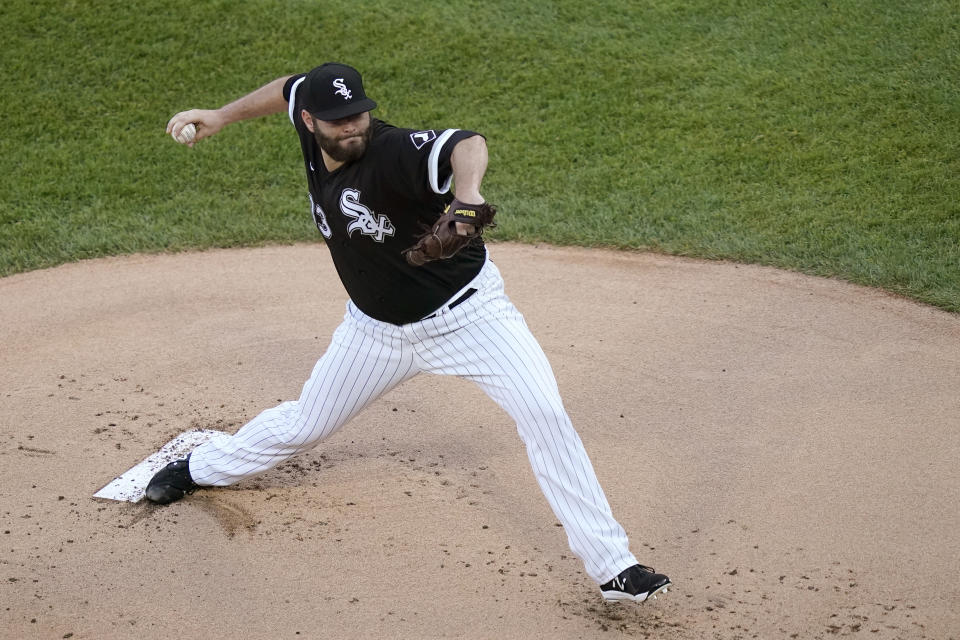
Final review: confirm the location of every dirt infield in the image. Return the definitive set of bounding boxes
[1,243,958,639]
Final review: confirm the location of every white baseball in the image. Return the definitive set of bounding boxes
[173,123,197,144]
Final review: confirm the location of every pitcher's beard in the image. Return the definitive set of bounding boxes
[315,127,372,163]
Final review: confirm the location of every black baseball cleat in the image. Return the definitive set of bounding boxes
[144,456,199,504]
[600,564,672,603]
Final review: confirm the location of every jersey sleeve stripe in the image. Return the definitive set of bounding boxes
[287,76,306,126]
[428,128,460,194]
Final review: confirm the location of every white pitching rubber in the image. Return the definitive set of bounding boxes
[93,430,227,502]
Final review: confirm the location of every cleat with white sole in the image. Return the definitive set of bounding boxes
[600,564,672,603]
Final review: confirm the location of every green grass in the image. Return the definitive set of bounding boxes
[1,0,958,311]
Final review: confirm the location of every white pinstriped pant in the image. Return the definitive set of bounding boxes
[189,258,638,583]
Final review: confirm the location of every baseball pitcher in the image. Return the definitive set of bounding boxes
[150,62,670,604]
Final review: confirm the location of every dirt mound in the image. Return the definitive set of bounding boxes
[1,243,957,639]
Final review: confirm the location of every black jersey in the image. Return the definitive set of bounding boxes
[283,75,486,325]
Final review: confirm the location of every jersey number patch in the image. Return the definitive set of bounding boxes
[309,193,333,239]
[339,188,396,243]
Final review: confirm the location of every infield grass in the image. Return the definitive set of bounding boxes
[1,0,958,311]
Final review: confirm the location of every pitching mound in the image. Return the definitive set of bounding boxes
[1,243,957,639]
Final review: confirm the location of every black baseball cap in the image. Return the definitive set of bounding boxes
[301,62,377,121]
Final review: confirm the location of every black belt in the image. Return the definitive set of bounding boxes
[423,287,477,320]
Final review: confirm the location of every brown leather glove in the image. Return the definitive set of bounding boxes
[403,198,497,266]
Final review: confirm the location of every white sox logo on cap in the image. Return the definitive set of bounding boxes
[301,63,376,120]
[332,78,352,100]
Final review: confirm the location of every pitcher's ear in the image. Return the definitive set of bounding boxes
[301,110,316,132]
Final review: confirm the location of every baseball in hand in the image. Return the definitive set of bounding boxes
[172,123,197,145]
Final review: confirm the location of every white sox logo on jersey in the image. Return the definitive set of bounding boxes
[332,78,352,100]
[339,188,395,242]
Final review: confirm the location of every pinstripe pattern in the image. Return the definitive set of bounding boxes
[189,258,638,584]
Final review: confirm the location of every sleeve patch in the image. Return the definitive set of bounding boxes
[409,130,437,150]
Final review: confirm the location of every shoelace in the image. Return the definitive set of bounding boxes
[608,565,659,591]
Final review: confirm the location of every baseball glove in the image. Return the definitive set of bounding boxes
[403,198,497,266]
